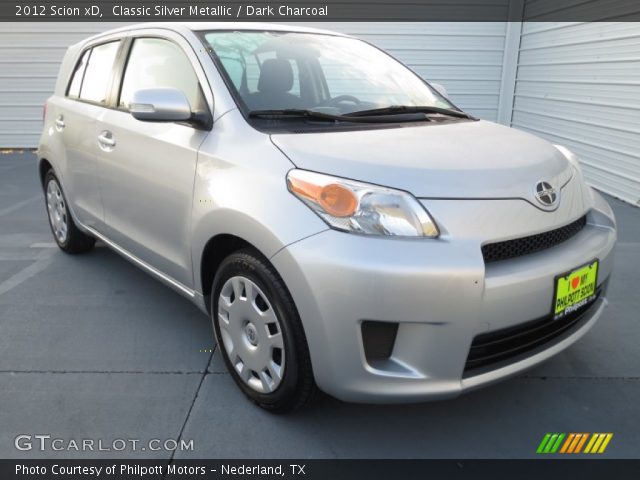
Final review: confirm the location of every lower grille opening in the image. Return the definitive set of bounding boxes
[464,285,603,376]
[361,321,399,362]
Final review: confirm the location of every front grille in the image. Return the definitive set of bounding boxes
[482,215,587,264]
[463,287,602,375]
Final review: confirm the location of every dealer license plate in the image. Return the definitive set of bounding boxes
[553,260,599,320]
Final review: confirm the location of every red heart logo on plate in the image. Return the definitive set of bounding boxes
[571,276,580,289]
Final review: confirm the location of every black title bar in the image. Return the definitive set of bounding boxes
[3,459,640,480]
[3,0,640,22]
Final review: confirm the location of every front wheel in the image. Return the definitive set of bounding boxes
[44,170,95,254]
[211,250,316,412]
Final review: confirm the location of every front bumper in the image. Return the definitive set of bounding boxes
[270,191,616,403]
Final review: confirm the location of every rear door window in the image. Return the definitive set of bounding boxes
[78,41,121,104]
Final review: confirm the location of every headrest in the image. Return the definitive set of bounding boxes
[257,58,294,93]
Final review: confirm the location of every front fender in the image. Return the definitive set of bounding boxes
[191,111,328,296]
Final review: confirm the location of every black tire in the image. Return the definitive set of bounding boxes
[211,249,316,413]
[43,169,95,254]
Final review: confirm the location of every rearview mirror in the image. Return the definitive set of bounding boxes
[431,83,448,99]
[130,88,192,122]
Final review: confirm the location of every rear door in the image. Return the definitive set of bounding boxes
[95,32,212,288]
[57,39,122,228]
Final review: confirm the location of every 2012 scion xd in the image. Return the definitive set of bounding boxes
[38,23,616,412]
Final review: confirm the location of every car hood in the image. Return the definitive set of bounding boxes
[270,120,573,200]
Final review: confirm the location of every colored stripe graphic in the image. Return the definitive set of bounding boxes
[591,434,606,453]
[537,434,552,454]
[598,434,613,453]
[539,433,613,454]
[544,434,559,453]
[584,433,599,453]
[574,433,589,453]
[550,433,565,453]
[567,433,582,453]
[560,433,575,453]
[585,433,614,454]
[537,433,565,454]
[584,434,598,453]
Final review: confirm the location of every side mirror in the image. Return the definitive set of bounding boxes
[431,83,448,99]
[130,88,192,122]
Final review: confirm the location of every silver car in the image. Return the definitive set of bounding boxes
[38,23,616,412]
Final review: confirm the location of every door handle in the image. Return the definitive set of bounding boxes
[97,131,116,149]
[55,115,65,130]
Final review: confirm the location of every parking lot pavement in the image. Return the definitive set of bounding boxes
[1,152,639,459]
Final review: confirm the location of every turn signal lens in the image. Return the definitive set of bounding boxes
[287,169,439,238]
[288,176,322,202]
[288,177,357,217]
[319,184,358,217]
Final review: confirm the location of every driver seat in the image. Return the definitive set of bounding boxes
[246,58,301,110]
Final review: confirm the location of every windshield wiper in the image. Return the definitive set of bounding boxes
[249,109,343,121]
[347,105,476,120]
[248,109,435,123]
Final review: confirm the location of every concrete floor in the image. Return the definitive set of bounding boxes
[1,152,639,459]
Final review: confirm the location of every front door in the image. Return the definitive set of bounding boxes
[95,35,211,288]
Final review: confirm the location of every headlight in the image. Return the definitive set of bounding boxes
[287,169,439,238]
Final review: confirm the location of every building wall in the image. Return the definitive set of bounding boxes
[0,23,133,148]
[511,22,640,205]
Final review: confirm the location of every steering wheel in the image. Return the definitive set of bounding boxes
[322,95,362,108]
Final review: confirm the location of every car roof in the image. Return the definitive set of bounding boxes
[80,22,348,45]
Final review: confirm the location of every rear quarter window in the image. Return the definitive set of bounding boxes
[67,50,90,98]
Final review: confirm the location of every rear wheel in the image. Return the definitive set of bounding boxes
[44,170,95,254]
[211,250,316,412]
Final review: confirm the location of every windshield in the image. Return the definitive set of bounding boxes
[202,30,456,116]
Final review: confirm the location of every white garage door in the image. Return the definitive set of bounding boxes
[512,22,640,206]
[0,23,134,148]
[0,22,508,148]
